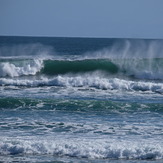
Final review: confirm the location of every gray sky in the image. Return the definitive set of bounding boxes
[0,0,163,38]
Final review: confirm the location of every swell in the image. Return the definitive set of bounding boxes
[0,97,163,112]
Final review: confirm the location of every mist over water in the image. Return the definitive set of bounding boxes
[0,36,163,162]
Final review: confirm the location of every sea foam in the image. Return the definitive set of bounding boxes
[0,75,163,93]
[0,59,43,77]
[0,138,162,160]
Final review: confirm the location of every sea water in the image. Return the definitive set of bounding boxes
[0,36,163,163]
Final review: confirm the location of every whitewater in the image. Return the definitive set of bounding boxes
[0,36,163,163]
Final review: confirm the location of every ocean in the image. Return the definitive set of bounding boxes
[0,36,163,163]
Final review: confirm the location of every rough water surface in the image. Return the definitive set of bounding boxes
[0,36,163,163]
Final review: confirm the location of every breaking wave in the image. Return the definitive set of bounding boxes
[0,57,163,80]
[0,59,43,77]
[0,138,162,160]
[0,57,163,94]
[0,75,163,94]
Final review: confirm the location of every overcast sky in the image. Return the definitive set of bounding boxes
[0,0,163,38]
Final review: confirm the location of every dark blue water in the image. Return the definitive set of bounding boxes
[0,36,163,163]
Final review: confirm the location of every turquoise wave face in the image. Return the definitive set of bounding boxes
[1,57,163,80]
[41,59,119,75]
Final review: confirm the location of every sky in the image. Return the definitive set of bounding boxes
[0,0,163,38]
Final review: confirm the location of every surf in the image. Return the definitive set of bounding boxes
[1,57,163,80]
[0,37,163,163]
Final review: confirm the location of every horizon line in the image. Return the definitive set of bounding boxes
[0,34,163,40]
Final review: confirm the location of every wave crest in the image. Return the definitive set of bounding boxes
[0,76,163,93]
[0,59,43,77]
[1,57,163,80]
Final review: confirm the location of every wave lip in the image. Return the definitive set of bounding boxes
[0,59,43,77]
